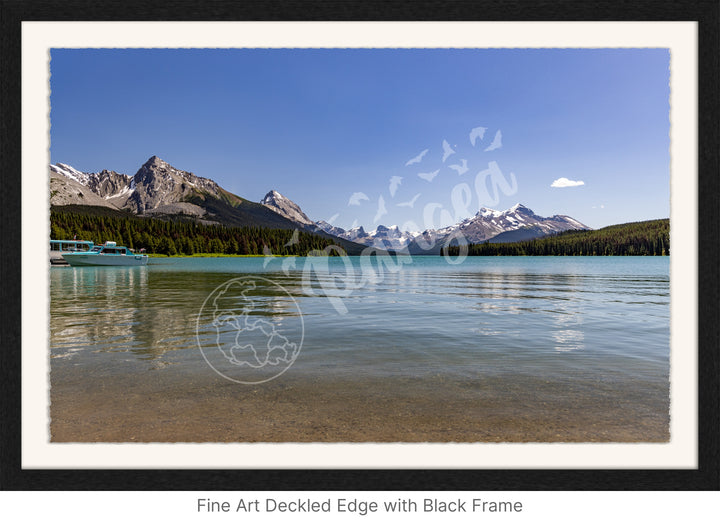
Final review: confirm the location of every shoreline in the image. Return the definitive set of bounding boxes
[142,253,669,259]
[145,253,282,258]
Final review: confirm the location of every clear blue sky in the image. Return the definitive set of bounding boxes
[50,48,669,230]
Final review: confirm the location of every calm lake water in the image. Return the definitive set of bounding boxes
[50,256,670,442]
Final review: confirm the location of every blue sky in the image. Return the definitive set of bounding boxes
[50,48,669,230]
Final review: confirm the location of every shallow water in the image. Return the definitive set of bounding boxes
[50,255,670,442]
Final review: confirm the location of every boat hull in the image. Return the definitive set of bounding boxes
[61,253,148,266]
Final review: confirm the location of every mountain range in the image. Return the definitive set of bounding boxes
[318,202,588,254]
[52,156,315,231]
[50,156,590,254]
[260,184,589,253]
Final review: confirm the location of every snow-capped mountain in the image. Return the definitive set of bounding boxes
[50,156,237,218]
[261,190,314,225]
[51,162,99,187]
[313,220,347,238]
[257,189,589,253]
[433,203,588,244]
[341,224,420,251]
[404,203,588,253]
[258,194,419,250]
[50,164,124,209]
[321,203,587,252]
[50,162,134,204]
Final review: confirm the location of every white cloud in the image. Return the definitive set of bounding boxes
[551,177,585,188]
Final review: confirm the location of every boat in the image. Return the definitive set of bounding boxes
[60,241,149,266]
[50,239,94,265]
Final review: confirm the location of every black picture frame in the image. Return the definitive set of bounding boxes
[1,0,717,491]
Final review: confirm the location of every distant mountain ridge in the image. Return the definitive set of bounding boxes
[270,198,589,253]
[254,191,589,253]
[50,156,589,254]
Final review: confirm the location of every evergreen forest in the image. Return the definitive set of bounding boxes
[50,206,353,256]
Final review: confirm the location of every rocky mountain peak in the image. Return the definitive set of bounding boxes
[261,189,284,205]
[144,155,165,167]
[134,155,181,183]
[508,203,535,215]
[260,189,314,225]
[347,225,367,237]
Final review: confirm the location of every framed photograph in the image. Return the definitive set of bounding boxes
[1,1,718,491]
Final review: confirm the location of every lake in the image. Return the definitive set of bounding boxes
[50,255,670,442]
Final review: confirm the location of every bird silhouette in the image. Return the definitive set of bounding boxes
[405,149,429,166]
[262,245,276,267]
[397,193,421,208]
[282,257,297,273]
[484,130,502,152]
[449,159,468,175]
[284,229,300,247]
[373,195,387,223]
[418,169,440,182]
[470,126,487,146]
[389,176,403,197]
[442,140,456,162]
[348,192,370,206]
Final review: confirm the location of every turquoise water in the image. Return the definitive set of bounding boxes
[49,256,670,442]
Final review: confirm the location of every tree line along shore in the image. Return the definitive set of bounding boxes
[50,206,350,256]
[51,206,669,257]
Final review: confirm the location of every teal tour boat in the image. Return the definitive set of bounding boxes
[50,239,94,265]
[60,241,149,267]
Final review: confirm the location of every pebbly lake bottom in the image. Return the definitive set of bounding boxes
[50,367,668,442]
[50,255,670,442]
